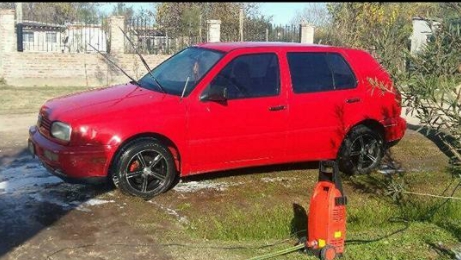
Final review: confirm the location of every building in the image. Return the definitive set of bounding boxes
[20,20,108,53]
[409,17,441,55]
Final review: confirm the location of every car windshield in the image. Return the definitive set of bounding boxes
[138,47,224,96]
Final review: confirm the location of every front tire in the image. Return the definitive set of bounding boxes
[338,125,384,175]
[112,138,177,200]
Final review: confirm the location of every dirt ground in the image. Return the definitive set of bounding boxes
[0,112,454,260]
[0,114,175,260]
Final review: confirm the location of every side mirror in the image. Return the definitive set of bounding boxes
[200,85,228,102]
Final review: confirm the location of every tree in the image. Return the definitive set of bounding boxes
[0,2,14,9]
[324,3,442,81]
[403,21,461,163]
[17,3,101,24]
[111,3,134,21]
[290,3,330,27]
[154,2,271,41]
[289,3,337,44]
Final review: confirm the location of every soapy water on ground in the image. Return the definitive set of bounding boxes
[173,180,243,193]
[0,157,242,216]
[0,158,119,216]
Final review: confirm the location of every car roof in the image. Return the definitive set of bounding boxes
[195,41,349,53]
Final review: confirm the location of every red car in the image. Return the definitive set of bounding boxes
[28,42,406,199]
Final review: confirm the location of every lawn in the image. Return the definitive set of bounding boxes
[124,129,461,260]
[0,85,95,114]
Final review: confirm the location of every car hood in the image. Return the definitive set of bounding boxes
[41,83,172,123]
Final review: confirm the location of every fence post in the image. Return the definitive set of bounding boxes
[199,14,202,42]
[207,20,221,43]
[239,8,244,41]
[109,16,125,54]
[0,9,16,53]
[300,22,315,44]
[0,9,16,80]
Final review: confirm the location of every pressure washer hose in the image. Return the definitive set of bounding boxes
[247,243,305,260]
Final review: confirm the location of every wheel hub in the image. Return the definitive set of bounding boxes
[143,167,152,177]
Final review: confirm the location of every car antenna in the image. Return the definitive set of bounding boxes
[180,76,190,101]
[88,43,141,87]
[119,26,166,94]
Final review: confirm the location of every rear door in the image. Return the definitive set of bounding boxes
[285,51,363,160]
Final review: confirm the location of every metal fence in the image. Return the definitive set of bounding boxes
[244,24,300,42]
[16,15,108,53]
[125,17,206,55]
[124,17,302,55]
[15,14,302,54]
[268,24,300,42]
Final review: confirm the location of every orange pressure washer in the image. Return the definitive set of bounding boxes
[247,160,348,260]
[305,160,347,260]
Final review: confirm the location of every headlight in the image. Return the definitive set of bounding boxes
[51,122,72,142]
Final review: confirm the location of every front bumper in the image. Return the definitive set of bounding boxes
[28,125,113,183]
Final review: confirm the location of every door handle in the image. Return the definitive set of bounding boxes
[269,105,286,111]
[346,97,361,103]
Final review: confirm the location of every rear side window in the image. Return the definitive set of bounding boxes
[287,52,356,93]
[325,54,357,89]
[208,53,280,99]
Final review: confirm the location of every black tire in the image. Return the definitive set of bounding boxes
[337,125,384,175]
[111,138,177,200]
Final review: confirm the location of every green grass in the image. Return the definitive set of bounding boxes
[188,204,294,241]
[0,85,95,114]
[164,134,461,259]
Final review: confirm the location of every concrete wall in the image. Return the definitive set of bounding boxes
[1,52,169,87]
[0,10,170,87]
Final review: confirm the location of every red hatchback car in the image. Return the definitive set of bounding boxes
[28,42,406,199]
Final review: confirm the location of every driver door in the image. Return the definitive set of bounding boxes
[187,51,288,174]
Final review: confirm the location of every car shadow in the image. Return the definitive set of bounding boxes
[0,148,31,168]
[176,161,320,184]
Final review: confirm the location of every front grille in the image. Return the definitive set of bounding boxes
[41,116,51,131]
[38,113,52,136]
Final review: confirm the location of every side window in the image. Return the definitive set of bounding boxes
[325,53,357,89]
[208,53,280,99]
[287,53,334,93]
[287,52,357,93]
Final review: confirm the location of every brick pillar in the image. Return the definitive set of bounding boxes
[300,22,315,44]
[207,20,221,43]
[0,9,16,79]
[109,16,125,54]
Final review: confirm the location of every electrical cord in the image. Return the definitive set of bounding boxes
[344,217,410,245]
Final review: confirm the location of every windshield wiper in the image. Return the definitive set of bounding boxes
[119,26,166,94]
[151,75,167,94]
[129,80,142,87]
[180,76,190,101]
[88,44,143,87]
